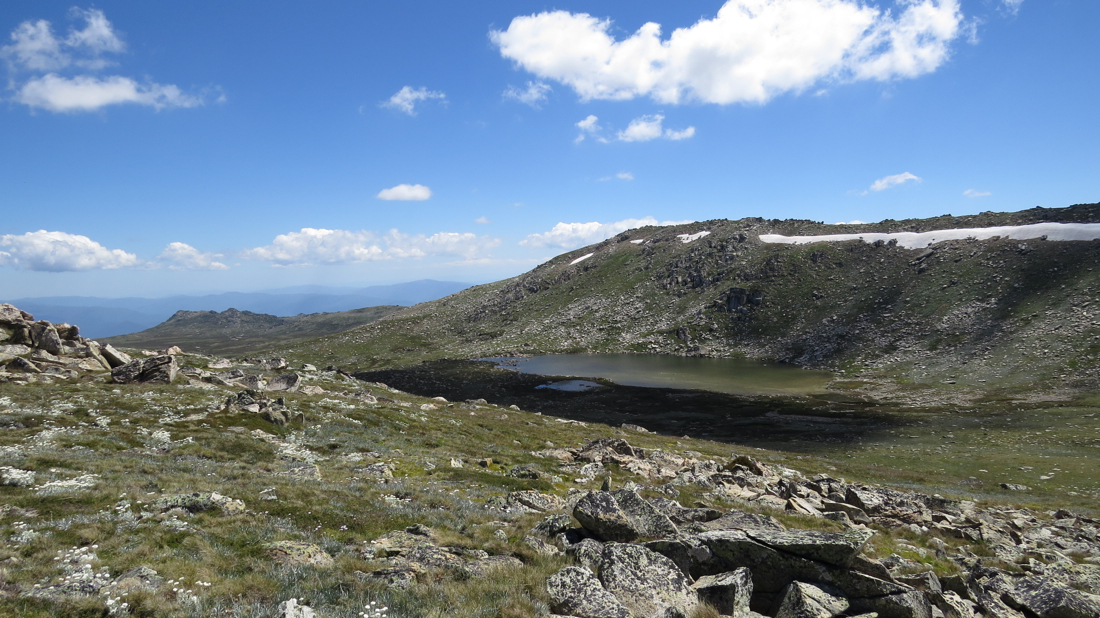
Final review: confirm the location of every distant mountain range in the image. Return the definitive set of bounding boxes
[2,279,470,338]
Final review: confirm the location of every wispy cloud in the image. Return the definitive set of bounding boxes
[963,189,991,198]
[1,8,210,113]
[0,230,142,272]
[503,81,551,107]
[492,1,965,105]
[1001,0,1024,15]
[377,184,432,201]
[243,228,500,266]
[598,172,634,181]
[158,242,228,270]
[381,86,445,115]
[475,216,491,224]
[521,216,693,249]
[865,172,922,194]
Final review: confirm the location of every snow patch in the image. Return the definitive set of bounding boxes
[677,231,711,244]
[759,222,1100,250]
[629,239,645,244]
[570,252,594,265]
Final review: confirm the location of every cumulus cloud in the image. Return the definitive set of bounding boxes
[16,74,202,112]
[377,184,432,201]
[503,81,551,107]
[0,230,141,272]
[243,228,500,266]
[520,216,693,249]
[963,189,991,198]
[866,172,921,193]
[574,114,603,143]
[381,86,445,115]
[617,114,695,142]
[1,8,208,112]
[158,242,228,270]
[492,0,964,106]
[475,216,491,224]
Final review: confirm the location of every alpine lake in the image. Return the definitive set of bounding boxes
[355,354,1100,515]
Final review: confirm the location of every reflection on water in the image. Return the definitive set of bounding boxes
[535,379,604,392]
[485,354,832,396]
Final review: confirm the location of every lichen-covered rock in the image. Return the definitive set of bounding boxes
[574,491,639,542]
[775,581,849,618]
[266,372,302,392]
[1005,575,1100,618]
[111,355,178,384]
[533,513,574,538]
[466,555,524,576]
[29,322,64,355]
[595,543,699,618]
[151,491,245,515]
[745,528,874,568]
[265,542,334,568]
[507,490,566,513]
[610,489,679,538]
[102,566,164,595]
[547,566,631,618]
[849,589,932,618]
[0,303,32,324]
[692,568,753,617]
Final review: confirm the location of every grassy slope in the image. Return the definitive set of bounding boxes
[275,203,1100,403]
[103,306,403,357]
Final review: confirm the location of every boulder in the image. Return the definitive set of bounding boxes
[466,555,524,577]
[1005,575,1100,618]
[151,491,245,515]
[100,344,133,369]
[745,528,874,568]
[849,590,932,618]
[29,322,63,355]
[610,489,679,538]
[102,566,164,596]
[574,491,640,542]
[265,542,334,568]
[263,358,289,370]
[266,373,302,393]
[111,355,178,384]
[0,304,31,324]
[547,566,631,618]
[0,344,31,356]
[573,490,679,542]
[775,581,849,618]
[596,543,699,618]
[54,323,79,340]
[507,490,566,513]
[8,357,41,373]
[692,568,753,616]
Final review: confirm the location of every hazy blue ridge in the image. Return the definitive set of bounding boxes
[3,279,470,338]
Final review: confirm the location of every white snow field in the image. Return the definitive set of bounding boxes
[759,222,1100,250]
[570,252,594,265]
[677,231,711,244]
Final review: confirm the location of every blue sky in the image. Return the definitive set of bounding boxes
[1,0,1097,298]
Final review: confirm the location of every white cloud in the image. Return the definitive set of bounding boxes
[492,1,963,106]
[575,114,602,143]
[867,172,921,193]
[2,8,207,113]
[503,81,551,107]
[17,74,202,112]
[158,242,228,270]
[616,114,695,142]
[0,230,141,272]
[521,216,693,249]
[377,184,432,201]
[618,115,664,142]
[963,189,991,198]
[1001,0,1024,15]
[381,86,445,115]
[598,172,634,181]
[243,228,500,266]
[475,216,491,224]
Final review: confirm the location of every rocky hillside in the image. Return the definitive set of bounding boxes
[285,203,1100,402]
[2,306,1099,616]
[104,306,402,357]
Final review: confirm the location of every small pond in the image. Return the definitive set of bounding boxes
[485,354,833,396]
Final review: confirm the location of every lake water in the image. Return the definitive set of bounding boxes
[486,354,833,396]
